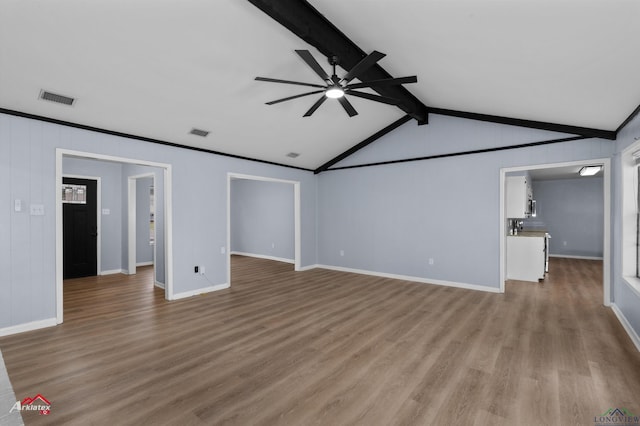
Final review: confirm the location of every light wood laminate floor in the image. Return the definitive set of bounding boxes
[1,256,639,425]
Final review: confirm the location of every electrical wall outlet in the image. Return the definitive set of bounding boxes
[428,258,434,265]
[30,204,45,216]
[200,266,205,275]
[340,250,345,257]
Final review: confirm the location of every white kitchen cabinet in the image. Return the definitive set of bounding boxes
[506,175,533,218]
[506,235,546,282]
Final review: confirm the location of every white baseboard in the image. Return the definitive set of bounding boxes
[549,254,603,260]
[137,261,154,267]
[315,264,502,293]
[296,264,319,272]
[0,318,57,337]
[100,269,126,275]
[611,303,640,352]
[231,251,294,264]
[172,283,229,300]
[154,281,165,289]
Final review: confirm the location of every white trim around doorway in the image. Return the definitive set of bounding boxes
[127,172,156,276]
[56,149,174,325]
[226,173,301,285]
[499,158,611,306]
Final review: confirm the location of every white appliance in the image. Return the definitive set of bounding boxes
[506,231,549,282]
[544,233,551,273]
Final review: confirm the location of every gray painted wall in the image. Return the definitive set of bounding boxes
[121,163,165,285]
[529,177,604,258]
[62,158,164,282]
[0,112,316,330]
[613,110,640,345]
[318,114,614,290]
[2,108,638,348]
[135,177,154,264]
[230,179,295,261]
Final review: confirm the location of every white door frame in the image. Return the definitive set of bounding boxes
[499,158,611,305]
[62,174,102,275]
[56,149,174,324]
[227,173,301,284]
[127,173,156,276]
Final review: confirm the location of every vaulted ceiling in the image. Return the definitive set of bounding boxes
[1,0,638,171]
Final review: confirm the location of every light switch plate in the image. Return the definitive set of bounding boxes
[14,199,21,212]
[102,209,110,215]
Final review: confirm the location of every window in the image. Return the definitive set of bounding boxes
[637,166,640,278]
[622,140,640,294]
[62,184,87,204]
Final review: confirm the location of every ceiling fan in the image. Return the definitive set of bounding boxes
[255,50,417,117]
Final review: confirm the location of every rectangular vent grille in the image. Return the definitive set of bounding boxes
[189,128,210,137]
[286,152,300,158]
[39,90,75,106]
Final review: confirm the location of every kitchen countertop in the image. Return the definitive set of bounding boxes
[509,230,548,237]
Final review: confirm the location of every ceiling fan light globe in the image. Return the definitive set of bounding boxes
[325,88,345,99]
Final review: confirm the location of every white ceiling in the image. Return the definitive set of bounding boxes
[528,164,604,181]
[315,1,640,129]
[1,0,638,170]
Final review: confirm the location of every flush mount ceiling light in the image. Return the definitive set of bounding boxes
[579,165,602,176]
[189,128,210,137]
[39,89,75,106]
[286,152,300,158]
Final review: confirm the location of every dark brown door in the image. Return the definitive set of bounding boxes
[63,177,98,279]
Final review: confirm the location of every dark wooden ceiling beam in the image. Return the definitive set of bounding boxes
[324,135,588,172]
[429,107,617,140]
[246,0,429,124]
[314,115,412,174]
[616,103,640,134]
[0,108,313,172]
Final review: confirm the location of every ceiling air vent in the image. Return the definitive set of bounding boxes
[189,128,210,137]
[39,90,75,106]
[286,152,300,158]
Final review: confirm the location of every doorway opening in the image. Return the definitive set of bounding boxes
[499,158,611,305]
[226,173,301,286]
[127,173,156,282]
[56,149,174,324]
